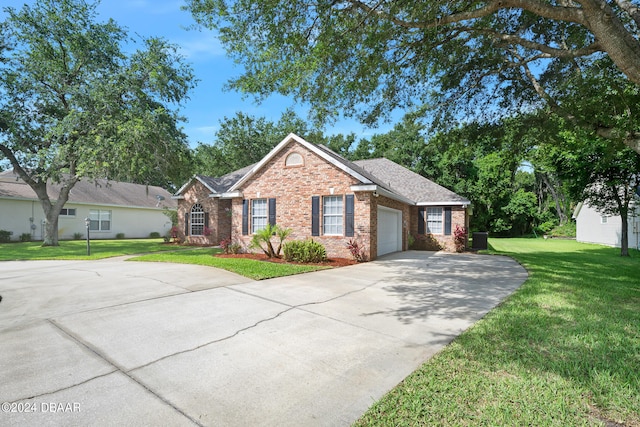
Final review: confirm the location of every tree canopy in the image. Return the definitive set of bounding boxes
[193,110,323,176]
[185,0,640,154]
[0,0,196,245]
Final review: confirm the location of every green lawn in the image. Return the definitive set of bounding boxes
[131,249,330,280]
[0,239,191,260]
[356,238,640,427]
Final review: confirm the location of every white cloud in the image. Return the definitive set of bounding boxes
[177,34,225,59]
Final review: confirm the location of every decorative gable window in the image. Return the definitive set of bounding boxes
[285,152,303,167]
[323,196,343,235]
[190,203,205,235]
[426,207,443,234]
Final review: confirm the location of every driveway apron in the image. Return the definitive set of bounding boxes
[0,251,527,426]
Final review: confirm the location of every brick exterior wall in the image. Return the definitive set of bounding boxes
[230,141,385,259]
[409,205,469,252]
[177,181,231,245]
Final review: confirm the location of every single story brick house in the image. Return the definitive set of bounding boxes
[174,133,471,260]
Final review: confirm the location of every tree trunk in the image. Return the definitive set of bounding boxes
[540,173,568,224]
[620,213,630,256]
[42,211,60,246]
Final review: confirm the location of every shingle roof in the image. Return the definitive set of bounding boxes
[174,133,469,206]
[0,170,176,209]
[353,158,470,205]
[198,163,256,194]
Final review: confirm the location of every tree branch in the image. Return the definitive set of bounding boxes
[343,0,587,29]
[614,0,640,28]
[478,29,603,58]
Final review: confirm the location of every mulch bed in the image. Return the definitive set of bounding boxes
[215,252,357,268]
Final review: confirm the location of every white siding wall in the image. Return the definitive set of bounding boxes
[0,199,46,240]
[576,203,640,250]
[0,198,174,241]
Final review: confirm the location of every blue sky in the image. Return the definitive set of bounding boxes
[3,0,396,147]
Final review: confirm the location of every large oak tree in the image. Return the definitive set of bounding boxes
[185,0,640,153]
[0,0,195,245]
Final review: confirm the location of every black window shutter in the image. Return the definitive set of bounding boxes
[184,212,190,236]
[242,200,249,235]
[417,207,425,234]
[268,198,276,226]
[444,207,452,235]
[311,196,320,236]
[345,194,354,237]
[204,212,210,228]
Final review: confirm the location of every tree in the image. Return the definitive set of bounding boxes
[0,0,196,245]
[193,110,324,176]
[352,115,428,170]
[552,132,640,256]
[185,0,640,154]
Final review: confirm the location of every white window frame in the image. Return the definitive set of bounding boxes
[600,215,608,224]
[427,207,443,234]
[252,199,268,233]
[89,209,111,232]
[59,208,76,217]
[190,203,205,236]
[323,195,343,236]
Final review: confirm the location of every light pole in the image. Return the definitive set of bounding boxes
[85,217,91,256]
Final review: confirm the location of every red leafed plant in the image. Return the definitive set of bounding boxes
[454,225,468,253]
[346,238,369,262]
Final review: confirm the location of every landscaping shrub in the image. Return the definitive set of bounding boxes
[19,233,32,242]
[220,237,243,254]
[548,221,577,238]
[149,231,161,238]
[535,219,557,235]
[73,232,83,240]
[346,238,369,262]
[0,230,11,243]
[249,224,292,258]
[454,225,468,253]
[116,233,125,239]
[167,226,184,244]
[283,239,327,263]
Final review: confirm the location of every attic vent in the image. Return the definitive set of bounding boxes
[285,152,303,167]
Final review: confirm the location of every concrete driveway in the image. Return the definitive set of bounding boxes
[0,251,527,426]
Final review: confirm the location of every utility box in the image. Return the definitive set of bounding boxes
[472,232,488,250]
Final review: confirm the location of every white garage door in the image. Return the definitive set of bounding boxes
[377,206,402,257]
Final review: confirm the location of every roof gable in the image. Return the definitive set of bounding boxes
[174,163,256,197]
[228,133,376,192]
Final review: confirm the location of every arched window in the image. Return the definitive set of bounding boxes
[190,203,205,235]
[285,152,303,167]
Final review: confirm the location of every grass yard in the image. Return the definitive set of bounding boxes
[131,249,330,280]
[356,238,640,427]
[0,239,191,260]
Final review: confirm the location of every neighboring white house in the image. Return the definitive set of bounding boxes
[573,201,640,250]
[0,169,176,241]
